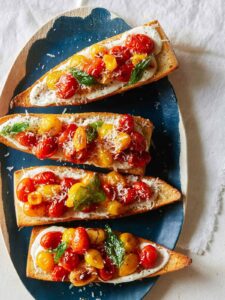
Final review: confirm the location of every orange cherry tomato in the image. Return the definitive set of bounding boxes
[71,227,90,254]
[16,178,35,202]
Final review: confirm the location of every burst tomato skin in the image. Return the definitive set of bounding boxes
[118,114,134,134]
[16,178,35,202]
[52,265,69,281]
[127,151,151,168]
[109,46,131,65]
[133,181,153,200]
[15,131,37,148]
[40,231,62,249]
[59,248,80,272]
[98,257,116,281]
[102,183,117,200]
[85,57,105,78]
[48,199,66,218]
[130,131,146,152]
[120,187,136,205]
[60,177,78,192]
[58,124,77,146]
[125,34,155,54]
[33,171,59,185]
[56,73,79,99]
[139,245,158,269]
[71,227,90,254]
[35,136,58,159]
[114,62,134,82]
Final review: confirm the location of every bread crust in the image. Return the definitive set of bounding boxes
[14,165,181,227]
[26,226,191,282]
[12,20,178,107]
[0,112,153,175]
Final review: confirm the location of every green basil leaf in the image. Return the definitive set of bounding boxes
[0,122,29,136]
[70,68,96,86]
[104,225,125,267]
[54,241,67,263]
[86,121,104,143]
[128,55,153,85]
[89,121,104,130]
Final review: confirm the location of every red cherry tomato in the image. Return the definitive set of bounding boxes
[52,265,69,281]
[40,231,62,249]
[33,171,59,185]
[102,183,117,200]
[120,187,136,205]
[133,181,153,200]
[109,46,131,65]
[118,114,134,134]
[48,199,66,218]
[81,204,97,213]
[58,124,77,146]
[140,245,158,269]
[85,57,105,78]
[56,73,79,99]
[15,131,37,148]
[130,131,146,152]
[114,62,134,82]
[98,257,116,281]
[35,136,58,159]
[126,151,151,168]
[72,227,90,254]
[60,177,78,192]
[125,34,155,54]
[59,248,80,272]
[16,178,35,202]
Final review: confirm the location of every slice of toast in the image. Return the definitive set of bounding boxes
[14,166,181,227]
[12,20,178,107]
[26,226,191,283]
[0,112,153,175]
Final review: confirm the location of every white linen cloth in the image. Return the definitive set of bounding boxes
[0,0,225,256]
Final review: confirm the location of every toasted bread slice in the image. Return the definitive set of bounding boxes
[14,166,181,227]
[26,226,191,283]
[12,20,178,107]
[0,112,153,175]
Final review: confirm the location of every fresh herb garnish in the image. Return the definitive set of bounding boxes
[0,122,29,136]
[73,174,106,211]
[70,68,96,86]
[128,55,153,85]
[104,225,125,267]
[53,241,68,263]
[86,121,103,143]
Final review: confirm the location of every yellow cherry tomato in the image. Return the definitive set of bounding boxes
[87,228,106,245]
[85,249,104,269]
[46,70,64,90]
[107,201,124,216]
[36,184,61,200]
[27,191,43,205]
[66,182,86,208]
[69,54,90,68]
[69,264,97,286]
[97,123,114,139]
[103,171,126,187]
[131,53,148,66]
[38,116,62,136]
[119,233,138,253]
[36,251,55,272]
[82,173,95,185]
[90,44,108,58]
[118,253,139,276]
[62,228,76,244]
[96,148,113,168]
[114,132,131,153]
[73,126,87,151]
[103,54,117,71]
[23,203,46,217]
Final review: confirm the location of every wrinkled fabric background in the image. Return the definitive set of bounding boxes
[0,0,225,299]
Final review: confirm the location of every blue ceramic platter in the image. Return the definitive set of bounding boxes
[0,7,184,300]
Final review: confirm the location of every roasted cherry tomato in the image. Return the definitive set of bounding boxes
[118,114,134,134]
[15,131,37,148]
[60,177,78,192]
[56,73,79,99]
[59,248,80,272]
[140,245,158,269]
[40,231,62,249]
[48,199,66,218]
[71,227,90,254]
[81,204,97,213]
[109,46,131,65]
[85,57,105,78]
[102,183,117,200]
[98,257,116,281]
[120,187,136,205]
[35,136,58,159]
[33,171,59,185]
[133,181,153,200]
[130,131,146,152]
[52,265,69,281]
[16,178,35,202]
[125,34,154,54]
[127,151,151,168]
[114,62,133,82]
[58,124,77,146]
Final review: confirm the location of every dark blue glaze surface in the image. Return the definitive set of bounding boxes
[0,8,183,300]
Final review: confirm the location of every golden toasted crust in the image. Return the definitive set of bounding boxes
[0,113,153,175]
[26,226,191,282]
[14,165,181,227]
[13,20,178,107]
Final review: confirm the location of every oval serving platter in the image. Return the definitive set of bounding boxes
[0,7,187,300]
